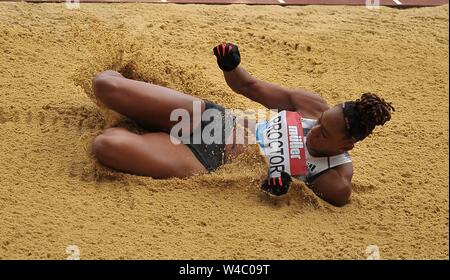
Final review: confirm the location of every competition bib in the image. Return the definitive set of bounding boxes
[256,111,307,177]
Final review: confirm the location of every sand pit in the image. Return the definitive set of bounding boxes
[0,2,448,259]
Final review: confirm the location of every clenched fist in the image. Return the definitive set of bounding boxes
[212,42,241,72]
[260,171,292,196]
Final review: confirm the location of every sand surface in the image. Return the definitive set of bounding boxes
[0,3,448,259]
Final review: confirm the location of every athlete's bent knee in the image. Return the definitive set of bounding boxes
[91,134,122,163]
[92,71,121,101]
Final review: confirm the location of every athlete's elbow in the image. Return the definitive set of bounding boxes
[327,180,352,207]
[318,101,330,112]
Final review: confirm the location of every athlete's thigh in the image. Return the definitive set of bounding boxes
[95,128,207,179]
[94,73,204,132]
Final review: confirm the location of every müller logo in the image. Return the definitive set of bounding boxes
[285,111,307,176]
[288,125,304,159]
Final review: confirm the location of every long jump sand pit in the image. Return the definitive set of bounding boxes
[0,2,448,259]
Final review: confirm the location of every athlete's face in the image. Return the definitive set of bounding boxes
[306,104,355,157]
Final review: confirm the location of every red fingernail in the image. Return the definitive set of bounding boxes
[221,43,226,56]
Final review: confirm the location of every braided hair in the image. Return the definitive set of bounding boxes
[342,92,395,142]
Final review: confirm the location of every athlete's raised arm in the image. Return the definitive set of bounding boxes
[213,42,329,115]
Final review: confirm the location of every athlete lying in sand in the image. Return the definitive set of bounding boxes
[91,43,394,207]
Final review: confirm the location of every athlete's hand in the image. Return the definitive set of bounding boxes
[213,42,241,72]
[260,171,292,196]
